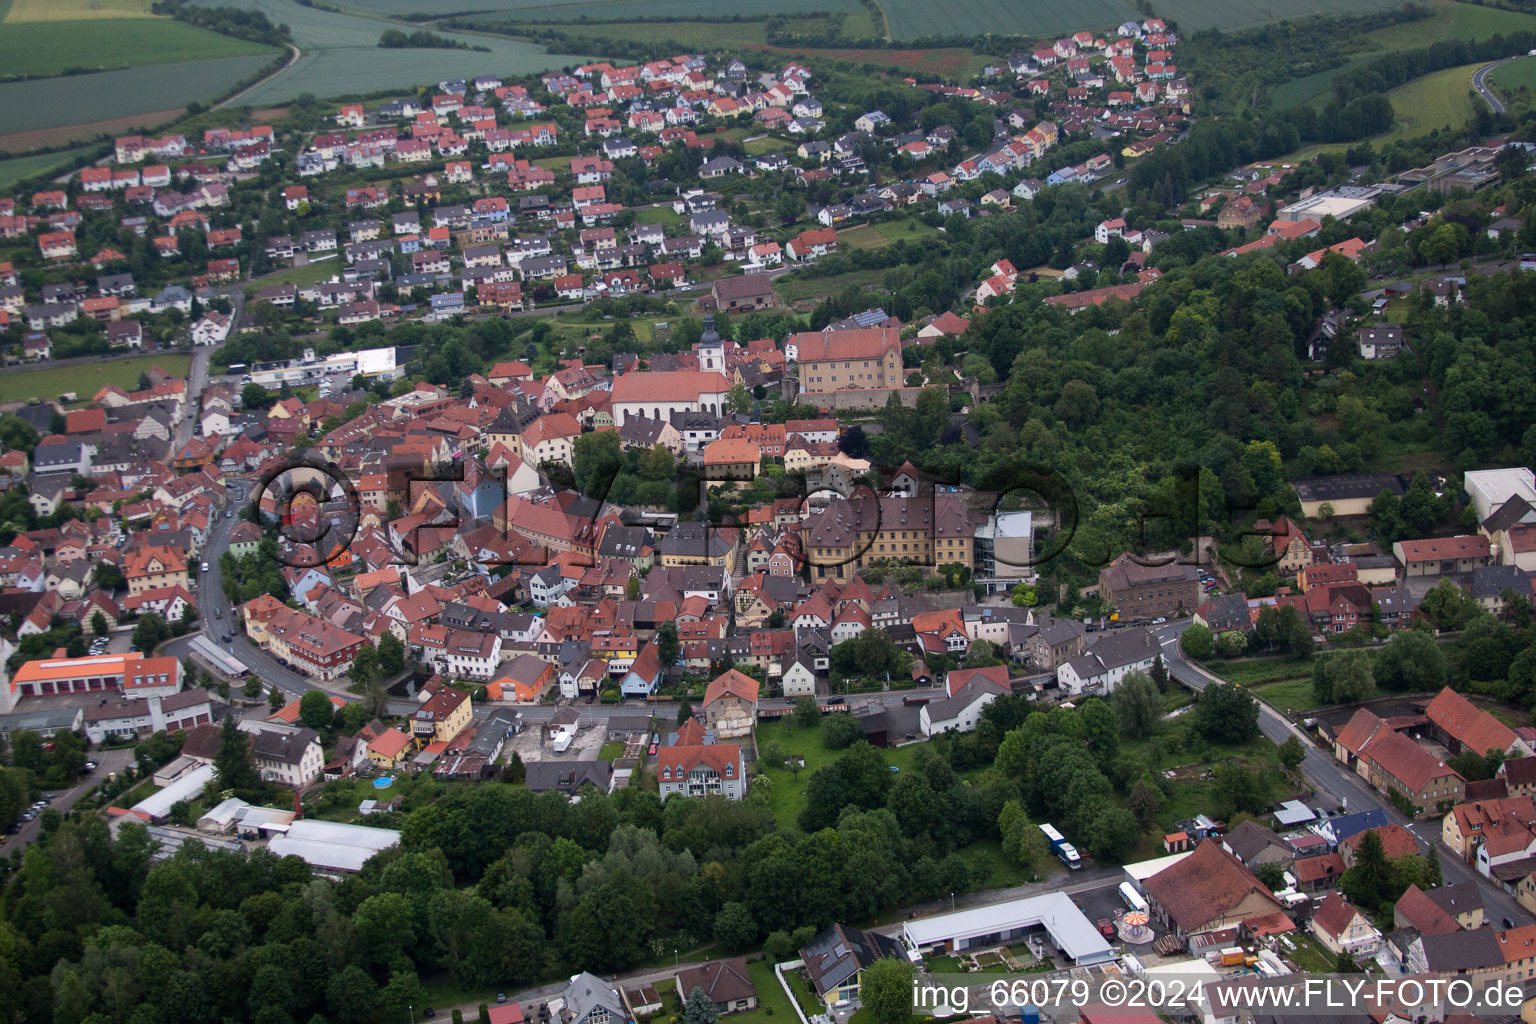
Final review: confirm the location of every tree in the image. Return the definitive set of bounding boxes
[999,801,1049,877]
[131,612,170,653]
[1374,629,1447,692]
[90,611,108,637]
[1129,779,1161,831]
[1311,649,1375,705]
[792,696,820,731]
[350,643,379,688]
[676,698,693,726]
[268,686,284,711]
[1084,805,1141,863]
[1215,763,1269,815]
[241,382,273,410]
[655,622,679,670]
[214,715,260,791]
[1347,827,1390,911]
[860,958,914,1024]
[822,712,861,750]
[377,631,405,675]
[713,901,756,952]
[298,690,334,731]
[1180,622,1213,659]
[1254,862,1287,891]
[1278,736,1306,771]
[683,987,719,1024]
[503,750,526,784]
[1214,630,1247,657]
[1194,683,1260,743]
[1113,672,1162,739]
[326,966,378,1024]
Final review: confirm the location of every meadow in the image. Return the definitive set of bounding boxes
[0,147,95,189]
[1489,54,1536,103]
[1271,0,1536,109]
[3,0,156,21]
[204,0,587,105]
[880,0,1408,40]
[0,19,274,78]
[0,56,275,135]
[341,0,857,18]
[0,354,193,406]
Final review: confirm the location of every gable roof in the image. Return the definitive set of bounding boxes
[675,958,755,1006]
[1425,686,1517,757]
[1142,839,1281,933]
[704,668,759,706]
[1311,891,1364,940]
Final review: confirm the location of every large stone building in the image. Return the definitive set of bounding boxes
[610,370,730,427]
[1097,555,1201,618]
[802,493,980,583]
[793,328,903,395]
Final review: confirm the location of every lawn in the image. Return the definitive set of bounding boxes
[0,353,193,405]
[775,267,887,305]
[755,717,922,831]
[635,205,684,228]
[248,257,343,293]
[0,19,275,78]
[1248,678,1320,715]
[840,218,940,251]
[0,147,94,189]
[743,136,790,156]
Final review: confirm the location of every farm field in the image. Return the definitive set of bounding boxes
[0,56,274,135]
[880,0,1409,39]
[338,0,857,18]
[0,354,193,406]
[0,19,274,78]
[198,0,588,105]
[747,42,986,79]
[0,147,95,189]
[1271,0,1536,109]
[1489,54,1536,106]
[3,0,155,20]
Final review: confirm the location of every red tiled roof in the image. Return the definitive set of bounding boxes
[1425,686,1516,758]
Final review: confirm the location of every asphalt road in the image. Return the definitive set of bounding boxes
[1473,57,1518,115]
[1,745,136,855]
[1156,619,1532,929]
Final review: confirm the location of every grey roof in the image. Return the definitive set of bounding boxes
[801,924,906,996]
[524,760,612,794]
[1223,820,1290,864]
[1423,880,1483,919]
[1081,627,1159,670]
[925,675,1008,724]
[1417,928,1502,972]
[251,726,319,766]
[1292,473,1407,503]
[1200,592,1251,632]
[563,972,626,1024]
[1471,564,1529,599]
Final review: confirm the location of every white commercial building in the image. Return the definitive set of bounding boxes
[1464,467,1536,523]
[1274,186,1382,223]
[900,892,1116,965]
[118,762,217,824]
[267,818,400,874]
[1122,850,1193,895]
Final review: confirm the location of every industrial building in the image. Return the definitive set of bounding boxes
[1274,186,1383,224]
[267,818,400,875]
[900,892,1116,966]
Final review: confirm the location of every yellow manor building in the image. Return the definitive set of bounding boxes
[804,494,980,582]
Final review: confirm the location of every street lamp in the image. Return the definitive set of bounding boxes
[950,892,955,912]
[408,1006,415,1024]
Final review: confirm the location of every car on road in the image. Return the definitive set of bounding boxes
[83,762,97,773]
[200,562,210,573]
[496,994,507,1005]
[1506,917,1517,929]
[1153,617,1167,624]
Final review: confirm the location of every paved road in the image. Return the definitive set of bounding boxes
[1156,620,1532,929]
[217,43,302,111]
[1473,57,1518,115]
[1,745,135,855]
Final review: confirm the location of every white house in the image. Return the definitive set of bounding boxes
[920,674,1010,736]
[1057,629,1158,696]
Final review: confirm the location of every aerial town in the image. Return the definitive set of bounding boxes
[5,3,1536,1023]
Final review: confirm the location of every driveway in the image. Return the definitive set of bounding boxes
[2,744,135,854]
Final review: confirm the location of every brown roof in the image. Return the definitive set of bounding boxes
[790,327,901,363]
[1310,891,1362,940]
[704,668,759,706]
[1396,535,1490,562]
[1395,884,1460,935]
[712,275,774,300]
[656,743,741,779]
[1425,687,1517,758]
[1142,840,1281,933]
[1341,824,1419,861]
[1504,755,1536,789]
[1293,853,1344,884]
[675,958,755,1006]
[1361,728,1462,792]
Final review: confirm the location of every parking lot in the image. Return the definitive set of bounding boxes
[502,716,611,763]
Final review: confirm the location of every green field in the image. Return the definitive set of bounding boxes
[204,0,587,105]
[0,353,194,406]
[1490,55,1536,103]
[755,717,923,831]
[1280,60,1486,162]
[1271,1,1536,109]
[0,19,274,78]
[340,0,856,18]
[248,257,344,292]
[480,17,771,46]
[0,56,274,134]
[0,147,94,189]
[881,0,1408,40]
[634,204,684,228]
[838,218,940,251]
[1212,654,1329,713]
[775,266,886,304]
[4,0,156,20]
